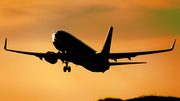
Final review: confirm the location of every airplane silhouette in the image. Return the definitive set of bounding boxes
[4,26,176,72]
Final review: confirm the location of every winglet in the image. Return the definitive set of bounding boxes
[171,39,176,50]
[4,38,7,50]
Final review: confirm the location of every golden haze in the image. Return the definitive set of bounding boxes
[0,0,180,101]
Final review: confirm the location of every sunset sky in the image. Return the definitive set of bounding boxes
[0,0,180,101]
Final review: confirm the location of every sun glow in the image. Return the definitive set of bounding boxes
[52,33,55,42]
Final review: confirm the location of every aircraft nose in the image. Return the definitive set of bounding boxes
[52,31,71,43]
[52,31,65,42]
[52,32,56,42]
[52,31,62,42]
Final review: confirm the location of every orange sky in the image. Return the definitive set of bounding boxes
[0,0,180,101]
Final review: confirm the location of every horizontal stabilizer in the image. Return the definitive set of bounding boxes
[109,62,146,66]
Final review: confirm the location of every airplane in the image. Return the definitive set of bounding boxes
[4,26,176,73]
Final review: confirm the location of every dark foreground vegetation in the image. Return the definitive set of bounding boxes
[99,95,180,101]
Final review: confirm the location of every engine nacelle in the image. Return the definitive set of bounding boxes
[44,51,58,64]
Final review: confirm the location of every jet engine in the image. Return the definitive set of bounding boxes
[44,51,58,64]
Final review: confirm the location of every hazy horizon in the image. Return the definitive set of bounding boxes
[0,0,180,101]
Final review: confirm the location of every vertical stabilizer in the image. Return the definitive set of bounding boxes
[101,26,113,54]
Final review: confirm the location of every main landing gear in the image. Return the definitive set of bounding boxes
[63,61,71,72]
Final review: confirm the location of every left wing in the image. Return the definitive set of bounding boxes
[4,38,56,60]
[109,39,176,60]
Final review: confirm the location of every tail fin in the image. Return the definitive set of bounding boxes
[101,26,113,54]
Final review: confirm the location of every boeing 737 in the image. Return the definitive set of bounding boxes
[4,26,176,72]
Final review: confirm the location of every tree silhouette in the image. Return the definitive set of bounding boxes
[99,95,180,101]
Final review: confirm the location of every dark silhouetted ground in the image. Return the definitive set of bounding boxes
[99,95,180,101]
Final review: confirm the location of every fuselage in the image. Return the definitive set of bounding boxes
[52,31,110,72]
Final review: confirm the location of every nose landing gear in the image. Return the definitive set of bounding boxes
[63,66,71,72]
[63,61,71,72]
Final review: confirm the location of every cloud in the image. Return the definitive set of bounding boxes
[65,5,113,18]
[151,9,180,35]
[1,0,180,39]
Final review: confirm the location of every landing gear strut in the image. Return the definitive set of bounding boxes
[63,61,71,72]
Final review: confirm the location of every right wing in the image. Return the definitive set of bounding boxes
[109,39,176,60]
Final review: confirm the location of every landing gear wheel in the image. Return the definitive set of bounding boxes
[67,66,71,72]
[63,66,67,72]
[63,61,71,72]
